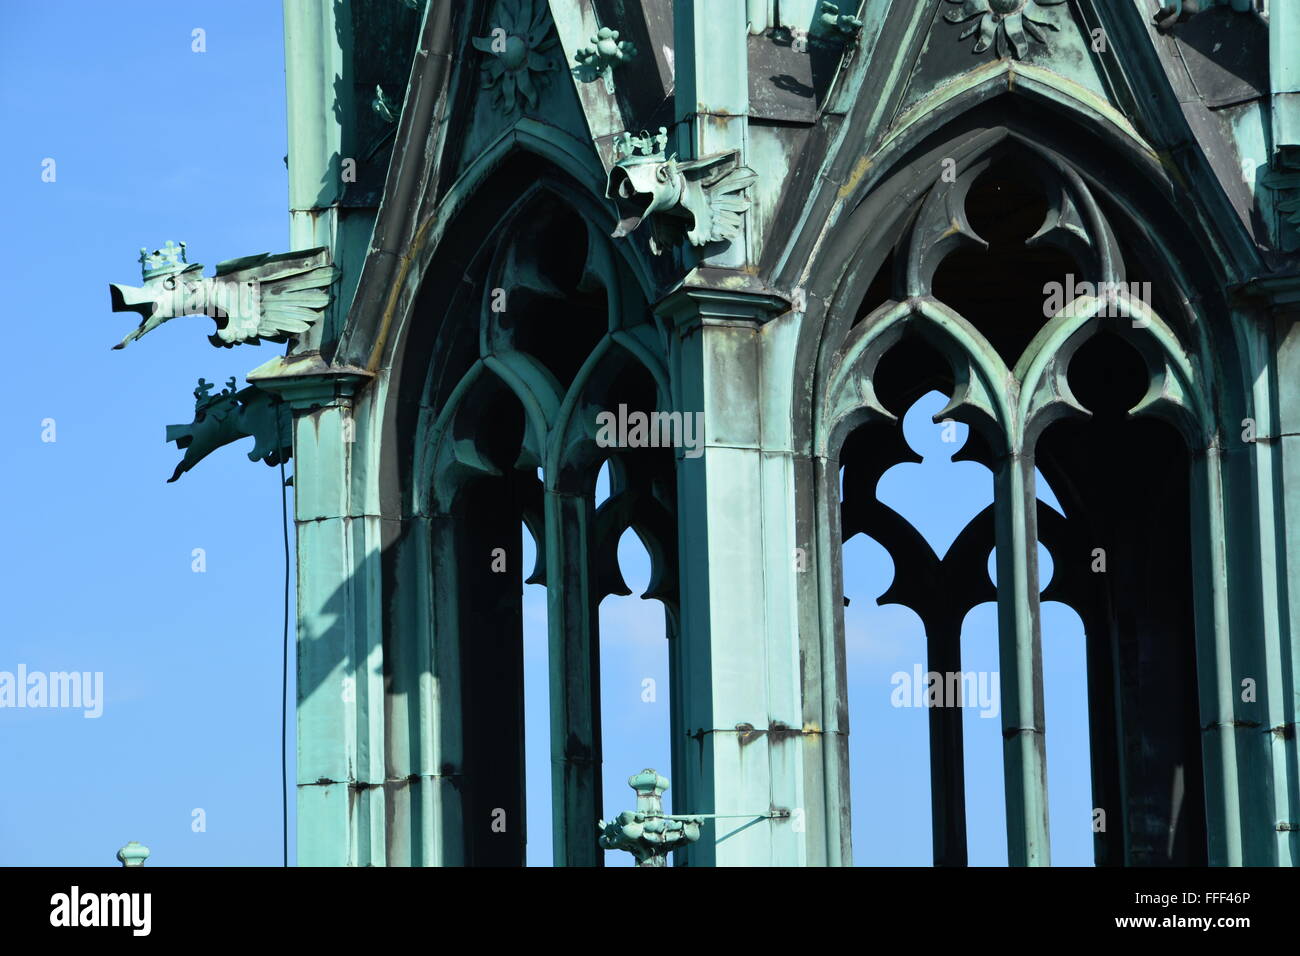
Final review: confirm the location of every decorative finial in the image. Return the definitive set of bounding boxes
[574,26,637,93]
[597,768,702,866]
[116,841,150,867]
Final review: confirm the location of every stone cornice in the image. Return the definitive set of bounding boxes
[654,270,791,334]
[247,351,375,408]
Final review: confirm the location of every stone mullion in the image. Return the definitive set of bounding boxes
[424,513,468,864]
[544,488,603,866]
[1189,444,1245,865]
[811,454,850,866]
[666,608,693,864]
[992,450,1051,866]
[926,616,968,867]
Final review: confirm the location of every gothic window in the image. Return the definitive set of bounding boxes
[825,144,1211,865]
[412,182,680,865]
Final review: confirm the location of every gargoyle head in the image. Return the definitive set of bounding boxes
[607,153,684,241]
[107,257,204,351]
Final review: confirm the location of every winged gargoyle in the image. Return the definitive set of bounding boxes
[165,376,291,482]
[606,130,757,255]
[109,242,338,350]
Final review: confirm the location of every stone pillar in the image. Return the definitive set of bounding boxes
[1232,275,1300,864]
[282,0,348,350]
[252,361,386,866]
[672,0,751,269]
[991,450,1051,866]
[543,486,603,866]
[388,510,465,865]
[1269,289,1300,864]
[657,282,825,866]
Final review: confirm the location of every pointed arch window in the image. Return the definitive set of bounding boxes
[822,145,1216,865]
[410,185,682,866]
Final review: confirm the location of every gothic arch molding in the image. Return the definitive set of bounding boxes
[819,298,1014,462]
[790,108,1243,461]
[338,121,659,375]
[802,114,1245,865]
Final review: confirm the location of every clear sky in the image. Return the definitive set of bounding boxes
[2,0,1093,867]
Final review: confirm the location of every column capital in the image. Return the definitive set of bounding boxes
[654,270,790,334]
[1231,271,1300,319]
[247,351,374,409]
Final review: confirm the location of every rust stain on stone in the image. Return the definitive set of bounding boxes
[837,155,872,200]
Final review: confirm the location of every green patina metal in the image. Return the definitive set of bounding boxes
[943,0,1067,59]
[573,26,637,94]
[107,0,1300,867]
[108,245,339,350]
[607,135,757,253]
[472,0,560,114]
[116,842,150,867]
[598,770,702,866]
[165,377,291,483]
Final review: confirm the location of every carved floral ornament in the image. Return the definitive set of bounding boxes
[573,27,637,94]
[472,0,559,114]
[944,0,1067,59]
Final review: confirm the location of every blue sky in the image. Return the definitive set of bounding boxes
[1,0,1094,867]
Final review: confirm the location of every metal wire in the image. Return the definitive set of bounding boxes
[280,457,290,867]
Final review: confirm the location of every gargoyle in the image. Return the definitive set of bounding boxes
[109,243,338,350]
[606,132,757,255]
[165,376,291,482]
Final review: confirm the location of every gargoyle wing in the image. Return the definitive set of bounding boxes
[208,247,338,347]
[703,165,757,244]
[678,154,756,247]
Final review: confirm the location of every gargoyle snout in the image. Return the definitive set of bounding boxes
[607,162,682,239]
[108,282,154,315]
